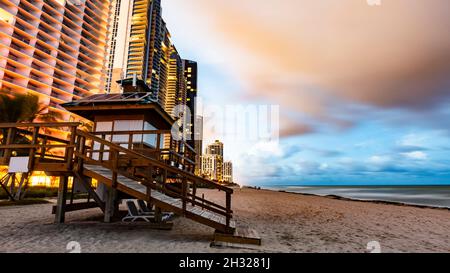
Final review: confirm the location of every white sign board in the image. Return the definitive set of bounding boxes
[8,157,30,173]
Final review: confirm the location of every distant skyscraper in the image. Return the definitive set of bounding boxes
[183,59,197,139]
[183,59,201,172]
[202,140,225,182]
[183,59,197,117]
[207,140,224,157]
[162,45,188,148]
[194,115,203,175]
[223,161,233,183]
[201,154,221,182]
[0,0,110,120]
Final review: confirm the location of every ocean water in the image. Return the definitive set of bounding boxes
[264,186,450,208]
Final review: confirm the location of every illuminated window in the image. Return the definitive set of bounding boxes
[0,8,14,24]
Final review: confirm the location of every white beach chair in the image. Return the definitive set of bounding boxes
[122,200,154,222]
[137,199,175,220]
[137,199,154,215]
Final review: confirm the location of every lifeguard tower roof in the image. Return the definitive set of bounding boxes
[61,92,174,130]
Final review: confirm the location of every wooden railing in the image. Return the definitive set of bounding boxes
[0,122,80,170]
[92,130,196,173]
[74,129,233,228]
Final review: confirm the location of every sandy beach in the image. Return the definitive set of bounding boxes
[0,187,449,253]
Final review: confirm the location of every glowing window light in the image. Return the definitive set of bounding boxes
[0,8,14,24]
[29,173,52,187]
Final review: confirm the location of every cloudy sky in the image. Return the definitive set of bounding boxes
[163,0,450,186]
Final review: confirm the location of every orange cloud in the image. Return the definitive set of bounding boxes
[166,0,450,134]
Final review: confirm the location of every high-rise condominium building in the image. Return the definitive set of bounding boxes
[0,0,110,120]
[182,60,201,174]
[223,161,233,183]
[183,59,197,141]
[201,154,221,182]
[162,45,188,148]
[202,140,225,182]
[163,45,186,118]
[183,59,197,119]
[105,0,166,97]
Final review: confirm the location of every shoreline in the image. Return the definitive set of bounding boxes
[244,186,450,211]
[274,189,450,211]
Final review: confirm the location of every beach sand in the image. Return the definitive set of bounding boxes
[0,187,449,253]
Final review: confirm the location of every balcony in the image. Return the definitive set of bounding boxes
[35,44,52,55]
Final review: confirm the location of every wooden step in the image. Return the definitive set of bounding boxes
[83,164,236,233]
[214,227,261,246]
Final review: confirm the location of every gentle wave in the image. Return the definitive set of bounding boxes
[264,186,450,208]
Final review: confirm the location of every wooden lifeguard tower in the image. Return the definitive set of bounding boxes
[0,85,236,236]
[0,79,264,245]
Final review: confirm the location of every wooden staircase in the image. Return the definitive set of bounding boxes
[83,164,236,233]
[75,130,236,234]
[0,122,236,235]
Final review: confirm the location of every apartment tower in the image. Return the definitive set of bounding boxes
[223,161,233,183]
[105,0,166,98]
[0,0,110,121]
[202,140,225,182]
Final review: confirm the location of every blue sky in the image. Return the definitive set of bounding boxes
[163,0,450,186]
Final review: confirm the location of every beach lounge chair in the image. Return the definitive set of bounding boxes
[122,200,154,222]
[137,199,175,220]
[137,199,154,215]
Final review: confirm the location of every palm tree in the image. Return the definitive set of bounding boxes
[0,92,62,142]
[0,92,61,200]
[0,92,58,124]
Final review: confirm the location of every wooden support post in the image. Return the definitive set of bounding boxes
[154,206,162,223]
[111,150,118,188]
[28,127,39,171]
[98,134,105,162]
[104,187,117,223]
[128,134,133,150]
[192,180,197,206]
[182,177,187,212]
[226,192,232,228]
[40,136,47,161]
[145,165,154,211]
[66,126,76,170]
[55,176,68,224]
[69,178,75,205]
[146,186,153,211]
[4,128,15,163]
[156,133,161,151]
[76,136,85,171]
[161,168,167,191]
